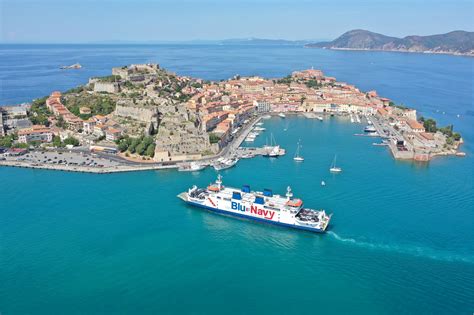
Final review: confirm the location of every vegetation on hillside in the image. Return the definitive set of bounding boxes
[419,116,461,145]
[28,96,52,126]
[63,93,116,119]
[116,135,155,157]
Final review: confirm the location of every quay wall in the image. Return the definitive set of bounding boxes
[0,160,177,174]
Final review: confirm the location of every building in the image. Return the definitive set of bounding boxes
[292,69,324,80]
[93,81,120,93]
[79,107,92,115]
[83,119,96,134]
[17,125,53,143]
[403,109,417,121]
[407,120,426,133]
[112,66,133,79]
[6,148,28,156]
[0,112,4,136]
[202,112,228,132]
[93,124,107,136]
[256,100,271,113]
[0,104,31,132]
[46,92,83,131]
[105,127,122,141]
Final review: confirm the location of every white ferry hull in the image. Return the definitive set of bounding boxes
[178,192,328,233]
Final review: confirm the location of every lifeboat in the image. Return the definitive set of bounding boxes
[207,185,221,192]
[286,199,303,207]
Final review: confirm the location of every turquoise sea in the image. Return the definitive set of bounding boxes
[0,45,473,314]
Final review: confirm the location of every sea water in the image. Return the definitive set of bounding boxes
[0,44,473,314]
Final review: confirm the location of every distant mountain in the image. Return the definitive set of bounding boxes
[305,30,474,56]
[219,38,311,45]
[87,38,314,46]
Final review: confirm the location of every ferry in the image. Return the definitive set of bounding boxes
[178,175,332,233]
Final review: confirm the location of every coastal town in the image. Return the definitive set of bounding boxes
[0,63,465,173]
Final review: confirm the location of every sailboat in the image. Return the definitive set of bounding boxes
[329,155,342,173]
[263,133,282,158]
[293,141,304,162]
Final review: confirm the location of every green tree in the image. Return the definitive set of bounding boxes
[128,137,142,153]
[56,116,67,128]
[142,136,154,147]
[63,137,79,146]
[135,142,146,155]
[53,135,62,147]
[117,139,129,152]
[209,133,221,144]
[423,118,437,133]
[145,143,156,157]
[0,134,15,147]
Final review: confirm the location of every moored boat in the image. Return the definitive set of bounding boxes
[364,125,377,133]
[178,161,206,172]
[213,157,239,171]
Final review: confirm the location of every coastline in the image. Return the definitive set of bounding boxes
[1,112,465,174]
[305,46,474,57]
[0,115,262,174]
[0,159,177,173]
[1,112,464,173]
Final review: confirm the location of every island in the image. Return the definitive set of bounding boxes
[305,30,474,57]
[0,64,465,173]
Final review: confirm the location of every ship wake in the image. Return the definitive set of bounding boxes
[327,231,474,264]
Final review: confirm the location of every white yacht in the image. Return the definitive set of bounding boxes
[178,162,206,172]
[329,155,342,173]
[293,141,304,162]
[213,158,239,171]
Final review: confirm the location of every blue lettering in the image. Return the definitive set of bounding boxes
[231,202,246,212]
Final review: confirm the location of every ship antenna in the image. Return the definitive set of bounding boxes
[216,174,223,190]
[286,186,293,200]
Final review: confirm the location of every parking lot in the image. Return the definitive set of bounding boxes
[7,150,122,168]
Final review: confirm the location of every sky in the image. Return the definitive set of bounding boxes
[1,0,473,43]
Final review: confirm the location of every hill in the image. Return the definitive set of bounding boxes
[306,30,474,56]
